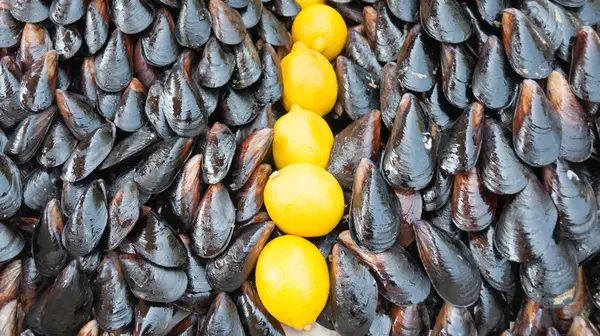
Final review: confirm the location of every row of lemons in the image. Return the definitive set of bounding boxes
[253,1,349,332]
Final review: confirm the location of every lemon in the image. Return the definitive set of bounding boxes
[281,41,337,116]
[291,5,347,61]
[264,163,344,237]
[273,104,334,170]
[296,0,325,9]
[255,235,330,331]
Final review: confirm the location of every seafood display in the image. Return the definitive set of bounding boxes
[0,0,599,335]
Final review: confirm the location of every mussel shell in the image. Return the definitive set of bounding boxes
[432,302,476,336]
[162,154,202,233]
[61,123,116,183]
[235,281,284,336]
[0,260,20,309]
[390,303,430,336]
[6,106,55,164]
[114,78,147,132]
[100,126,159,170]
[256,8,290,47]
[473,281,509,336]
[179,234,212,293]
[234,104,274,145]
[218,85,261,127]
[570,26,600,103]
[373,3,406,64]
[330,243,378,335]
[0,222,24,263]
[344,28,381,78]
[53,24,82,60]
[56,89,103,141]
[230,34,261,89]
[201,293,245,335]
[23,166,61,212]
[132,301,172,336]
[396,25,438,92]
[252,43,283,105]
[235,163,271,223]
[19,49,57,112]
[512,297,554,336]
[20,256,51,313]
[269,0,300,17]
[227,128,273,191]
[203,122,236,184]
[440,43,474,109]
[567,316,600,336]
[92,252,135,331]
[206,221,275,292]
[103,181,140,251]
[336,55,380,121]
[0,299,18,335]
[134,136,195,194]
[79,250,102,276]
[520,239,578,308]
[584,250,600,310]
[62,179,108,256]
[84,0,109,54]
[140,7,179,67]
[339,231,431,306]
[451,166,496,232]
[414,219,482,307]
[421,0,472,43]
[237,0,262,29]
[131,210,187,267]
[0,56,28,121]
[49,0,84,25]
[194,37,235,88]
[175,290,214,314]
[571,0,600,25]
[61,177,93,218]
[0,1,23,48]
[176,0,212,49]
[519,0,562,52]
[107,166,151,205]
[0,153,22,220]
[94,29,132,93]
[18,23,52,73]
[421,165,454,212]
[380,62,401,130]
[109,0,155,35]
[468,225,516,294]
[120,253,187,303]
[209,0,246,45]
[144,82,175,140]
[350,158,400,252]
[10,0,50,23]
[438,102,483,175]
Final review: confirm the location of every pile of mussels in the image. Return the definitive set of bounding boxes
[1,0,600,334]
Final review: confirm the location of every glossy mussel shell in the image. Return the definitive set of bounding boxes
[194,37,235,88]
[32,199,67,277]
[201,124,236,182]
[104,181,140,251]
[451,166,497,232]
[10,0,50,23]
[339,230,431,306]
[432,302,477,336]
[469,225,516,294]
[235,281,284,336]
[6,106,55,164]
[19,49,57,112]
[144,82,174,139]
[114,78,148,133]
[330,243,378,335]
[567,316,600,336]
[94,29,132,93]
[519,0,563,52]
[257,8,290,47]
[414,219,482,307]
[380,62,401,130]
[381,93,435,190]
[234,163,271,223]
[0,153,22,220]
[227,128,273,191]
[131,210,187,267]
[56,89,103,141]
[390,303,430,336]
[62,123,116,183]
[420,0,472,43]
[176,0,212,49]
[109,0,155,34]
[438,102,483,175]
[473,281,509,336]
[201,293,245,335]
[373,3,406,64]
[100,126,159,170]
[336,55,380,121]
[133,300,172,336]
[396,25,438,93]
[440,43,474,109]
[0,221,25,262]
[0,56,28,122]
[231,33,261,89]
[512,298,554,336]
[84,0,109,54]
[0,1,23,48]
[162,154,202,233]
[570,26,600,103]
[209,0,246,45]
[350,158,400,252]
[140,7,179,67]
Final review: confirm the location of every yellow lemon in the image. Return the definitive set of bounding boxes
[264,163,344,237]
[291,5,347,61]
[255,235,330,331]
[296,0,325,9]
[281,41,337,116]
[273,104,334,170]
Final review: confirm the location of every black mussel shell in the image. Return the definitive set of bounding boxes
[451,166,497,232]
[383,0,417,22]
[381,93,435,190]
[472,35,517,110]
[56,89,103,141]
[228,128,273,191]
[366,298,393,336]
[344,28,381,78]
[393,190,421,243]
[570,26,600,103]
[114,78,147,132]
[26,260,93,336]
[554,5,581,62]
[160,65,208,137]
[463,2,491,55]
[97,88,122,120]
[547,71,592,162]
[440,43,474,109]
[132,301,172,336]
[513,79,561,167]
[439,102,484,175]
[209,0,246,45]
[218,86,261,126]
[61,177,92,218]
[396,25,438,92]
[62,179,108,256]
[162,154,202,233]
[92,252,134,331]
[120,253,187,303]
[521,239,578,308]
[132,39,159,90]
[131,210,187,268]
[0,222,24,262]
[330,243,378,335]
[176,0,212,49]
[543,159,597,239]
[473,281,509,336]
[421,165,453,212]
[339,231,431,306]
[10,0,49,23]
[201,293,245,335]
[100,126,159,170]
[175,290,214,313]
[431,302,476,335]
[336,55,380,121]
[109,0,154,35]
[141,7,179,67]
[145,82,175,139]
[328,110,381,190]
[567,316,600,336]
[0,154,22,220]
[502,8,554,79]
[512,298,553,335]
[374,3,406,64]
[0,2,22,48]
[234,163,271,222]
[18,23,52,73]
[107,166,151,205]
[468,225,516,294]
[479,118,527,195]
[519,0,563,52]
[54,24,81,60]
[231,33,261,90]
[495,172,557,262]
[56,64,71,91]
[572,0,600,25]
[103,181,140,251]
[414,219,481,307]
[0,129,6,152]
[191,183,235,258]
[0,300,18,334]
[134,136,194,194]
[49,0,84,25]
[78,249,101,276]
[238,0,262,28]
[257,8,290,47]
[380,62,400,130]
[19,49,57,112]
[420,0,472,43]
[194,82,219,117]
[350,158,400,252]
[6,105,55,164]
[195,37,235,88]
[20,256,51,313]
[84,0,109,54]
[206,221,274,292]
[180,234,212,293]
[236,281,284,336]
[234,104,273,145]
[79,57,99,104]
[390,303,430,336]
[269,0,300,17]
[253,43,283,105]
[62,123,116,182]
[23,167,61,211]
[0,56,29,122]
[554,268,587,332]
[422,81,457,132]
[94,29,133,93]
